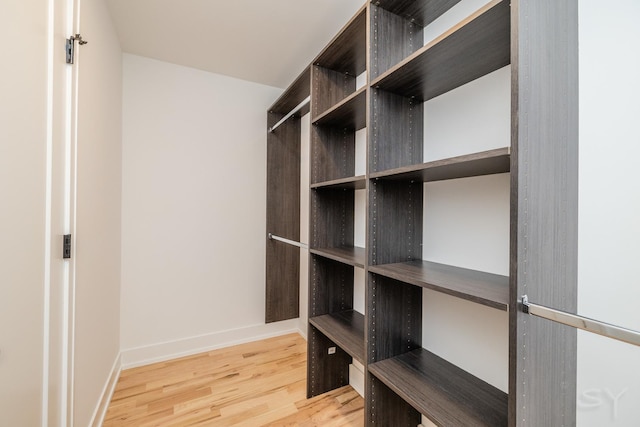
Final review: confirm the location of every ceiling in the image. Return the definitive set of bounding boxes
[106,0,366,89]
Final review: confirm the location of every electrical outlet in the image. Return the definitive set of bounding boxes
[328,346,336,355]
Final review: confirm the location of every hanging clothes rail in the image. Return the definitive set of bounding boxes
[521,295,640,347]
[268,96,311,133]
[268,233,308,249]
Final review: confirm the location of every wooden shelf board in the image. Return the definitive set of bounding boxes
[311,175,366,190]
[369,348,508,426]
[309,310,365,364]
[310,246,366,268]
[269,67,310,115]
[313,87,366,130]
[370,0,510,101]
[370,148,510,182]
[369,260,508,310]
[374,0,462,28]
[313,6,367,76]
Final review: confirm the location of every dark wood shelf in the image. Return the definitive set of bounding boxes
[309,310,365,364]
[369,260,508,310]
[313,6,367,76]
[370,148,510,182]
[268,67,310,116]
[310,246,365,268]
[369,348,508,426]
[313,87,366,130]
[370,0,510,101]
[374,0,461,28]
[310,175,366,190]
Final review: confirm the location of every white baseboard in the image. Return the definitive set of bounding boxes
[297,317,308,340]
[349,360,365,398]
[90,353,121,427]
[120,319,303,369]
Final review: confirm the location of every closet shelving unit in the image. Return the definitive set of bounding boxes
[366,0,511,425]
[268,0,579,424]
[307,4,368,398]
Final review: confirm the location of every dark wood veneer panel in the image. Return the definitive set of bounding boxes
[370,89,424,173]
[310,125,356,184]
[371,0,511,101]
[370,260,509,310]
[269,67,310,115]
[369,348,508,427]
[309,310,365,364]
[374,0,462,28]
[310,189,355,249]
[310,246,366,268]
[307,325,352,398]
[370,5,424,80]
[310,175,366,190]
[366,265,422,423]
[367,374,421,426]
[265,240,299,323]
[512,0,579,425]
[314,6,367,76]
[309,255,354,318]
[313,87,366,130]
[313,66,356,119]
[265,113,300,323]
[368,180,423,266]
[367,274,422,363]
[371,148,510,182]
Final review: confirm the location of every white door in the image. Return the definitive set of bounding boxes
[0,0,75,426]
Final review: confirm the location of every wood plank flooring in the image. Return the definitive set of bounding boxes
[104,333,364,426]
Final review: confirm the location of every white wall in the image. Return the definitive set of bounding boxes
[0,1,48,425]
[577,2,640,425]
[120,54,294,367]
[72,0,123,425]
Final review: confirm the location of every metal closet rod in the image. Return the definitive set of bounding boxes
[521,295,640,347]
[268,96,311,133]
[268,233,308,249]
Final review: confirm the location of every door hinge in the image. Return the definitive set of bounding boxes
[63,234,72,259]
[66,34,88,64]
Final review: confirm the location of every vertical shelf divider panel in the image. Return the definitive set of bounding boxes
[369,4,424,81]
[366,274,422,425]
[307,4,368,400]
[511,0,579,424]
[265,68,309,323]
[309,255,355,319]
[313,67,356,119]
[308,254,355,397]
[370,89,424,173]
[310,188,355,250]
[370,0,464,80]
[368,180,423,266]
[307,325,353,396]
[310,125,356,184]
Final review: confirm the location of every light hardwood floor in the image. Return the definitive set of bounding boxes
[104,333,364,426]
